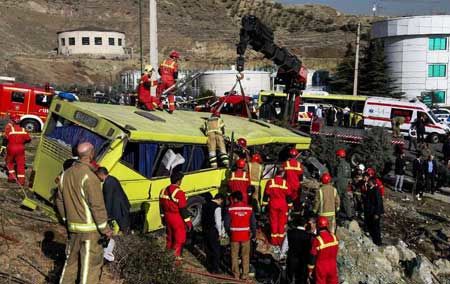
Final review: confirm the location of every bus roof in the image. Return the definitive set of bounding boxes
[64,102,311,148]
[259,90,368,101]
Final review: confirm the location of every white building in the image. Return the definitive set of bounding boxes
[372,15,450,105]
[199,70,271,97]
[57,27,125,56]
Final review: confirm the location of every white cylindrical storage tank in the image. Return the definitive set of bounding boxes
[199,70,271,97]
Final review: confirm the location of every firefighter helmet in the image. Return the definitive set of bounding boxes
[289,148,299,157]
[169,50,180,59]
[358,164,366,171]
[366,167,376,177]
[144,64,154,74]
[236,159,246,169]
[336,148,346,158]
[321,172,332,184]
[212,111,221,117]
[237,138,247,148]
[251,153,262,163]
[317,216,329,229]
[9,113,20,123]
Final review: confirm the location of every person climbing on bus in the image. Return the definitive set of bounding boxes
[203,112,229,168]
[137,64,160,111]
[157,50,180,113]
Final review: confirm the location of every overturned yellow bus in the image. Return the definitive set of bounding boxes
[27,99,311,232]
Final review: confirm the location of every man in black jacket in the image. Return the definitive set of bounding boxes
[96,167,131,234]
[364,178,384,246]
[281,215,313,284]
[201,193,225,274]
[423,155,437,194]
[394,153,406,192]
[412,154,424,200]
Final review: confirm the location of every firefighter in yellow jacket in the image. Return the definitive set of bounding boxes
[203,112,229,168]
[313,172,340,234]
[56,142,112,284]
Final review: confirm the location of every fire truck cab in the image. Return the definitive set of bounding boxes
[0,78,53,132]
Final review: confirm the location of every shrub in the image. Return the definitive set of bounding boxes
[110,234,195,284]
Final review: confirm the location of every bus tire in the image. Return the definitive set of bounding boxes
[429,133,440,144]
[187,195,205,230]
[21,119,40,132]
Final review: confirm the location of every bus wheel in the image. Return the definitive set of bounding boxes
[21,119,40,132]
[187,196,205,229]
[429,133,440,144]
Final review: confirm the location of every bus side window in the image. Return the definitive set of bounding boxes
[121,142,160,178]
[11,91,25,103]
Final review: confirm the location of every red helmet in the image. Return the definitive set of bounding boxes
[251,153,262,164]
[317,216,329,229]
[366,167,376,177]
[212,111,221,117]
[236,159,246,169]
[321,172,332,184]
[237,138,247,148]
[336,148,346,158]
[169,50,180,59]
[289,148,299,157]
[9,113,20,123]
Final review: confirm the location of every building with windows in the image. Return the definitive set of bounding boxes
[57,27,125,56]
[372,15,450,105]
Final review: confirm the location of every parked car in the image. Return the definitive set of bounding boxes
[432,108,450,124]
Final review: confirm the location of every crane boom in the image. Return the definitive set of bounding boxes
[236,15,307,94]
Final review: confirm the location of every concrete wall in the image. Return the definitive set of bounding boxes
[372,15,450,105]
[57,31,125,56]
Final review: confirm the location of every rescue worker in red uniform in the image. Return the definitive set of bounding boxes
[228,158,251,204]
[308,216,339,284]
[137,64,160,111]
[366,167,385,197]
[157,50,180,113]
[262,167,293,246]
[159,172,192,258]
[283,148,304,209]
[224,191,257,280]
[3,114,31,185]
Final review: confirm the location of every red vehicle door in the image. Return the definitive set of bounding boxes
[4,86,30,115]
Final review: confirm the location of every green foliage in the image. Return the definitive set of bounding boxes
[352,127,393,175]
[310,134,347,172]
[198,88,216,103]
[329,43,355,94]
[358,39,404,98]
[111,234,195,284]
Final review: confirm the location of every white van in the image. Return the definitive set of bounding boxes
[363,97,449,143]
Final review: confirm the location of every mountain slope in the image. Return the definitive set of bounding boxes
[0,0,374,86]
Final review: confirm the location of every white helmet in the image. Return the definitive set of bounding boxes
[358,164,365,171]
[144,64,154,74]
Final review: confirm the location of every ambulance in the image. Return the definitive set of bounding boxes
[0,77,54,132]
[363,97,449,143]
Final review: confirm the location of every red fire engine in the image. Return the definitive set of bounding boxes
[0,77,54,132]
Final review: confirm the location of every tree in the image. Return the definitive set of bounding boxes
[329,43,355,94]
[358,39,403,98]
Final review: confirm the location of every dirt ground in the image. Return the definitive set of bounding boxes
[1,135,450,283]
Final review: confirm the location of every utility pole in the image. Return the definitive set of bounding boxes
[149,0,158,95]
[353,22,361,96]
[139,0,143,74]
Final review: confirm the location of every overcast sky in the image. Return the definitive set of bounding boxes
[278,0,450,16]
